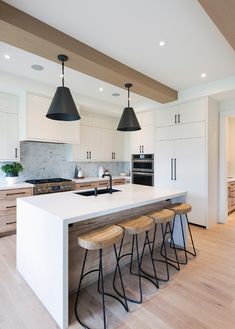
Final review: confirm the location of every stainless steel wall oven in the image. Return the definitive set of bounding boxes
[132,154,154,186]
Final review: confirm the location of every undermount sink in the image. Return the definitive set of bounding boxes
[74,188,121,197]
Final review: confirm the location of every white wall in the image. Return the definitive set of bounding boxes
[227,117,235,177]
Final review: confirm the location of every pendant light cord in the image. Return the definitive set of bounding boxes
[127,86,130,107]
[61,59,65,87]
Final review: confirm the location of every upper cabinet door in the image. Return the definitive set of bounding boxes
[141,125,155,154]
[0,92,18,161]
[155,106,178,127]
[26,93,80,143]
[130,130,142,154]
[0,111,18,161]
[178,99,206,124]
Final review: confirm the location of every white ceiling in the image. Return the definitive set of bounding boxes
[1,0,235,112]
[0,42,159,114]
[3,0,235,91]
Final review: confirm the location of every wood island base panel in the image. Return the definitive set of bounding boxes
[17,184,186,329]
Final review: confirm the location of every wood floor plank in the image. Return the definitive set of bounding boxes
[1,215,235,328]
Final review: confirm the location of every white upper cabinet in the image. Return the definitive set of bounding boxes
[71,111,124,161]
[156,99,206,128]
[20,93,80,144]
[155,105,178,127]
[130,110,155,154]
[0,92,19,161]
[178,98,206,124]
[156,99,206,141]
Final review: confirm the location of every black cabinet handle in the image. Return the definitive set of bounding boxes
[89,152,91,159]
[15,148,18,158]
[171,158,173,180]
[174,158,176,180]
[113,152,115,159]
[178,114,180,124]
[142,145,144,153]
[174,114,177,124]
[139,145,141,153]
[86,151,88,159]
[6,192,26,196]
[6,205,16,209]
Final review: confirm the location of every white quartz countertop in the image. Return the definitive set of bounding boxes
[73,176,130,183]
[18,184,186,225]
[0,182,34,191]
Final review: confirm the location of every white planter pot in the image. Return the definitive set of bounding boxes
[6,176,18,185]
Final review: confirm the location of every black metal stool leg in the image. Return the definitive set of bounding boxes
[168,222,180,271]
[114,232,158,304]
[74,249,90,329]
[113,244,129,311]
[179,214,188,264]
[186,214,197,256]
[135,234,143,303]
[99,249,107,329]
[160,223,170,281]
[143,231,159,288]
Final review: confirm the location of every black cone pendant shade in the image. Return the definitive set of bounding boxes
[46,55,81,121]
[117,83,141,131]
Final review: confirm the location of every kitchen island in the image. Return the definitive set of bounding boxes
[17,184,186,329]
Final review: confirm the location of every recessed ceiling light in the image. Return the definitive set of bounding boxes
[99,87,103,92]
[112,92,120,97]
[31,64,44,71]
[4,54,10,60]
[201,73,207,78]
[159,41,165,47]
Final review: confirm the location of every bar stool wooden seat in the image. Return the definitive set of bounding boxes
[169,203,196,265]
[75,225,129,329]
[113,216,159,304]
[141,209,180,282]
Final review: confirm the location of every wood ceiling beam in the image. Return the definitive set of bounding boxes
[0,1,177,103]
[198,0,235,51]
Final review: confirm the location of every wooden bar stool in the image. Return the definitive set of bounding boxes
[113,216,159,304]
[141,209,180,282]
[74,225,129,329]
[169,203,197,265]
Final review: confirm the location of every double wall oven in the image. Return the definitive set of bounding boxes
[131,154,154,186]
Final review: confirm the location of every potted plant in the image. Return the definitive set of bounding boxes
[1,162,24,185]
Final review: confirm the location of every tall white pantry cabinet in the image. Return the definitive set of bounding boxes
[155,97,219,228]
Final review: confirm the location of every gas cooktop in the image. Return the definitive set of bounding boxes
[25,178,72,185]
[25,178,74,195]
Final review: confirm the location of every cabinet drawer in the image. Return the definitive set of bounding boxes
[97,181,108,187]
[0,188,32,201]
[75,182,97,190]
[113,179,125,185]
[0,214,16,227]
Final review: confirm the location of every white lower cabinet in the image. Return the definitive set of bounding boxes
[156,138,206,226]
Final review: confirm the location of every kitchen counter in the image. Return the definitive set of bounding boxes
[0,182,34,191]
[17,184,186,329]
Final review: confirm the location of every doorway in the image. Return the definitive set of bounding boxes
[219,109,235,223]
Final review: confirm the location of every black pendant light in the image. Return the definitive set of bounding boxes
[117,83,141,131]
[46,54,81,121]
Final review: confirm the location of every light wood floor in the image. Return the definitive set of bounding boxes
[1,216,235,329]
